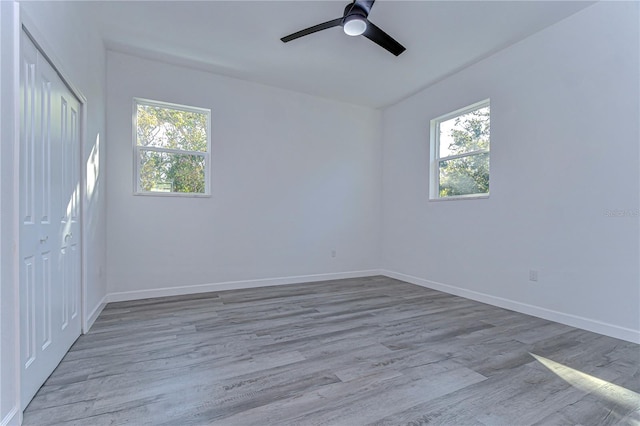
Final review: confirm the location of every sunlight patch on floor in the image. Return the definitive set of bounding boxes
[530,352,640,420]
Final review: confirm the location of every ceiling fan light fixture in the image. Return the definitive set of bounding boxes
[280,0,406,56]
[343,15,367,36]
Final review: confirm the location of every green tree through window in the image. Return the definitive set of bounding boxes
[135,100,210,195]
[432,101,490,199]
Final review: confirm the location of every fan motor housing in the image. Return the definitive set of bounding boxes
[343,3,369,20]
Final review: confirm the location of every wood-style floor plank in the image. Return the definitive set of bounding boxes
[22,276,640,425]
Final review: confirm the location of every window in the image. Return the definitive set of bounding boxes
[430,100,490,200]
[134,99,211,196]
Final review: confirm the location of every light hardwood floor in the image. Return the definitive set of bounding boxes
[22,276,640,425]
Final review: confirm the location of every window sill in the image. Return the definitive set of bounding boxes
[429,194,489,202]
[134,191,211,198]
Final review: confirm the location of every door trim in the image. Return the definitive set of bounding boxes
[1,1,22,424]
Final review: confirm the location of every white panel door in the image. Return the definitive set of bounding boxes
[20,31,82,410]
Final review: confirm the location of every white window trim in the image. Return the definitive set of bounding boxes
[133,98,211,197]
[429,99,490,201]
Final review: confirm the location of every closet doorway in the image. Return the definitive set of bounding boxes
[19,29,82,409]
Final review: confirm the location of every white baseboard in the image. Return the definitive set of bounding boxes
[106,269,382,303]
[0,406,19,426]
[380,269,640,344]
[101,268,639,344]
[84,295,107,333]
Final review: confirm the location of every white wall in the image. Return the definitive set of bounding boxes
[0,1,107,422]
[381,1,640,342]
[106,51,381,299]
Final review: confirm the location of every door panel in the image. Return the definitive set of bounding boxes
[20,31,82,410]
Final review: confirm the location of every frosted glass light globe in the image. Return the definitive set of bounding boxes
[344,17,367,36]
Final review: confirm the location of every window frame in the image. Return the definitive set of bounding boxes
[133,98,212,197]
[429,99,490,201]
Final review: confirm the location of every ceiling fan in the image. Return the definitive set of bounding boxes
[280,0,406,56]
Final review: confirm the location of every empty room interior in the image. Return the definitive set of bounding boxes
[0,0,639,425]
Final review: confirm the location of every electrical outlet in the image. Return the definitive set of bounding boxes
[529,270,538,282]
[331,250,336,258]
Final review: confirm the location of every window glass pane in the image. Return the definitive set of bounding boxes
[439,106,490,158]
[439,152,489,197]
[137,104,208,152]
[139,150,206,194]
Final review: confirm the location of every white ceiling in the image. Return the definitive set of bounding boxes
[80,0,594,108]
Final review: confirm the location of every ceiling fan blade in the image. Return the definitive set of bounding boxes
[362,21,406,56]
[281,18,343,43]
